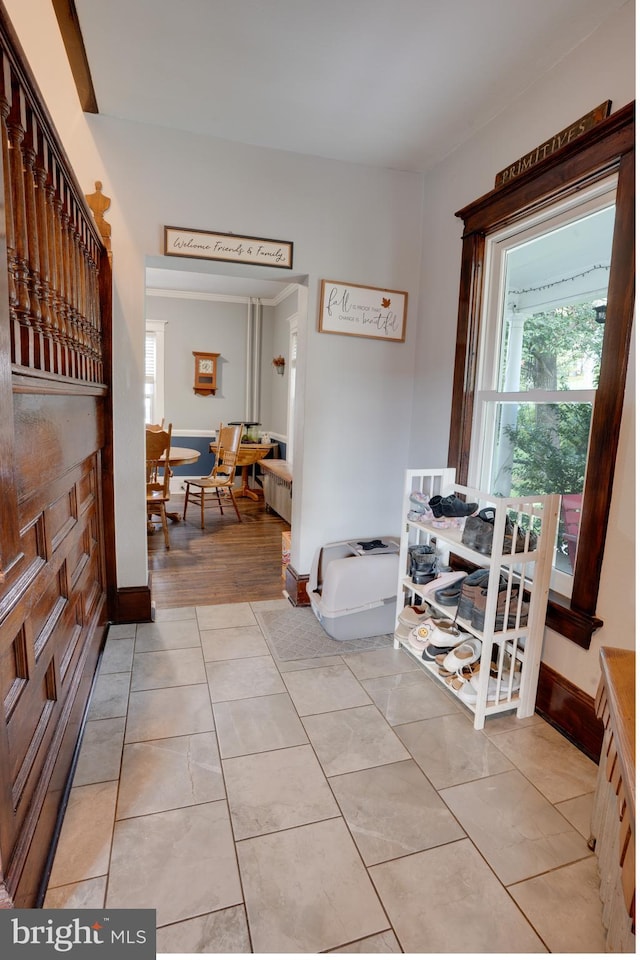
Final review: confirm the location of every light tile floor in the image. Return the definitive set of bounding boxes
[44,599,607,954]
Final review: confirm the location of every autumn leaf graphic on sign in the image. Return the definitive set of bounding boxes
[381,297,391,308]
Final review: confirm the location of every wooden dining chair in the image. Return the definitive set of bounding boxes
[146,423,173,548]
[145,418,165,431]
[183,423,243,528]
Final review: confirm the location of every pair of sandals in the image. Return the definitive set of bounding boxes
[442,659,522,704]
[435,638,482,676]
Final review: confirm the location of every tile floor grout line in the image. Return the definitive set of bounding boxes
[101,630,135,912]
[256,621,403,950]
[196,619,256,955]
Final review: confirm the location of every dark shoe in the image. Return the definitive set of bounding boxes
[434,582,463,606]
[429,494,479,519]
[408,544,438,583]
[408,544,436,569]
[412,557,439,584]
[422,640,459,662]
[466,506,538,555]
[470,587,529,630]
[462,512,495,554]
[470,583,515,630]
[456,569,491,620]
[503,522,538,554]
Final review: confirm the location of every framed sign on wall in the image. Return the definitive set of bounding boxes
[164,226,293,269]
[318,279,407,342]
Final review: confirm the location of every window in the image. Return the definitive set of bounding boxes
[145,321,165,424]
[470,180,616,596]
[449,103,634,648]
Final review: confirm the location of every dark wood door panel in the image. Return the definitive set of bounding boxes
[0,436,107,895]
[12,394,104,503]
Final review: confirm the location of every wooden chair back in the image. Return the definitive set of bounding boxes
[211,423,243,482]
[145,419,165,432]
[145,424,172,495]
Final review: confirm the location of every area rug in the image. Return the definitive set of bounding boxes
[254,604,393,661]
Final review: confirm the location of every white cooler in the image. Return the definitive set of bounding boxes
[306,538,400,641]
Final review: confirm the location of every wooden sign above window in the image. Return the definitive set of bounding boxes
[494,101,611,188]
[164,226,293,269]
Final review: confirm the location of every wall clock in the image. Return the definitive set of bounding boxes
[192,351,220,396]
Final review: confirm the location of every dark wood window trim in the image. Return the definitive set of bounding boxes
[448,102,635,649]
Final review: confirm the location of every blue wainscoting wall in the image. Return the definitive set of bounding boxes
[170,435,216,476]
[170,435,287,477]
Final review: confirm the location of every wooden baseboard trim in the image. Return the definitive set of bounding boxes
[284,565,310,606]
[536,661,604,762]
[112,583,152,623]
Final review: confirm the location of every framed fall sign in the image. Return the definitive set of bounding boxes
[318,279,407,342]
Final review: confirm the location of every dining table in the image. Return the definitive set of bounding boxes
[161,446,201,468]
[209,441,279,500]
[159,445,201,521]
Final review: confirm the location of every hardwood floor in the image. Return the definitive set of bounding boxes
[148,491,290,608]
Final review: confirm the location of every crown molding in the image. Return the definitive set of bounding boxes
[145,281,299,307]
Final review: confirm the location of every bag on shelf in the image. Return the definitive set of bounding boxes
[461,507,537,555]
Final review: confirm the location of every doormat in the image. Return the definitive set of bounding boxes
[254,604,393,661]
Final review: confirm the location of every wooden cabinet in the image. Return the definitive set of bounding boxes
[192,351,220,395]
[590,647,635,952]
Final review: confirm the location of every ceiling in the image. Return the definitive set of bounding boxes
[68,0,627,297]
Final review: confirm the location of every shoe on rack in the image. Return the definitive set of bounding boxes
[411,557,439,585]
[425,618,472,646]
[494,600,529,631]
[461,511,495,554]
[429,494,479,519]
[441,638,482,673]
[434,580,464,606]
[433,646,464,668]
[456,569,491,620]
[442,672,467,692]
[422,640,459,662]
[408,544,439,584]
[394,622,412,644]
[405,623,433,652]
[412,566,439,585]
[408,543,436,570]
[470,586,529,631]
[398,604,431,627]
[457,668,521,704]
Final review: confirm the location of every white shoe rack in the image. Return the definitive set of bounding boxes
[395,468,560,729]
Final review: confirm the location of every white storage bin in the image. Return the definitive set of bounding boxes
[306,538,399,641]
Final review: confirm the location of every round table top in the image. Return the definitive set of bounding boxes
[208,441,278,466]
[162,446,201,466]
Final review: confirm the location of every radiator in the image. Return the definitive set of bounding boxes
[261,460,292,523]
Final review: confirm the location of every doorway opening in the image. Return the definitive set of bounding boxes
[144,257,308,606]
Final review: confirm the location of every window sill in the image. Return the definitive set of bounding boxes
[546,590,603,649]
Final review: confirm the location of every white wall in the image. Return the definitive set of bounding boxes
[412,0,636,694]
[270,294,297,437]
[146,294,249,430]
